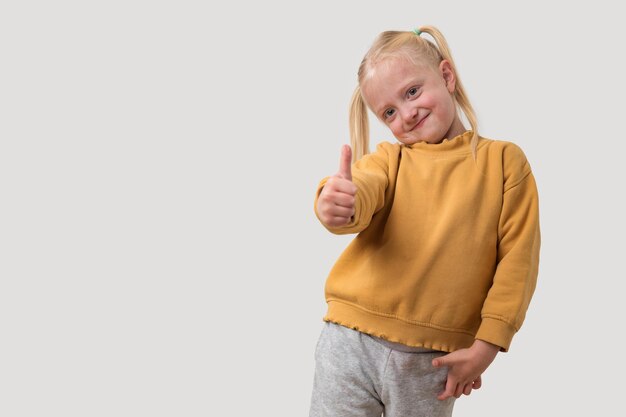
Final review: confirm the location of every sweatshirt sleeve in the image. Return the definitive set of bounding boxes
[475,143,541,352]
[313,142,391,235]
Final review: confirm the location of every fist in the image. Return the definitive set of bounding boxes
[317,144,357,227]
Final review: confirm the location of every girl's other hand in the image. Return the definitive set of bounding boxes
[431,339,499,400]
[316,145,357,228]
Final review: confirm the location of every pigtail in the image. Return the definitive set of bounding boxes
[419,26,480,161]
[349,85,370,163]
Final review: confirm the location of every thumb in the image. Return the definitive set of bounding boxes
[337,144,352,181]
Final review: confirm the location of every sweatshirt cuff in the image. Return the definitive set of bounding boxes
[475,317,517,352]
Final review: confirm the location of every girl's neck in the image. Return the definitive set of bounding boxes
[440,117,466,144]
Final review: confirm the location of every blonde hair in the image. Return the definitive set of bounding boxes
[349,25,479,162]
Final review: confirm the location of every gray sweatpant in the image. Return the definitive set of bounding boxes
[309,321,456,417]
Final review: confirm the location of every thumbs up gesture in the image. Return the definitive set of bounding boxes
[316,145,358,227]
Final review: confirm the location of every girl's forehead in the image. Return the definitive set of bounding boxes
[365,59,434,90]
[366,57,435,84]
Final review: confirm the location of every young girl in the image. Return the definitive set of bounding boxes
[309,25,541,417]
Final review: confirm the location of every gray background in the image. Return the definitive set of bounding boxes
[1,0,624,415]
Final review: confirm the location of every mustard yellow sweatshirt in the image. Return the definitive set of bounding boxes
[313,130,541,353]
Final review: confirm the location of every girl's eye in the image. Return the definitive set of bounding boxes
[383,109,395,119]
[408,87,418,96]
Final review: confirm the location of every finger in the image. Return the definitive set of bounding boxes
[463,383,472,396]
[454,383,463,398]
[326,177,357,196]
[473,376,482,390]
[326,216,354,227]
[437,377,455,401]
[327,204,355,218]
[331,192,355,209]
[337,144,352,181]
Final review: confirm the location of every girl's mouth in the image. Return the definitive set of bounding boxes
[412,114,429,130]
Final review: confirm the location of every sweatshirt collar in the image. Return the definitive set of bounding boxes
[402,130,474,154]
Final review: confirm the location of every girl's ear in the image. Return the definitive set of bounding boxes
[439,60,456,94]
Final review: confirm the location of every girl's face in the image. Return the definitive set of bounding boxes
[361,57,465,145]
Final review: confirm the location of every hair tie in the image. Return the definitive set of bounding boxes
[413,28,422,36]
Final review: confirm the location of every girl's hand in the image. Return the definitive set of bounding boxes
[432,339,500,400]
[316,145,357,228]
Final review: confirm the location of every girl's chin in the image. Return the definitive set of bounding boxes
[399,134,428,145]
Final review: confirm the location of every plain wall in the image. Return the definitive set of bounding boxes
[1,0,624,415]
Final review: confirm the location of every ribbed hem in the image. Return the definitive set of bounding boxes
[474,316,516,352]
[323,300,477,353]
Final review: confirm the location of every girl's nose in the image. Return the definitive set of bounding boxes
[399,105,418,124]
